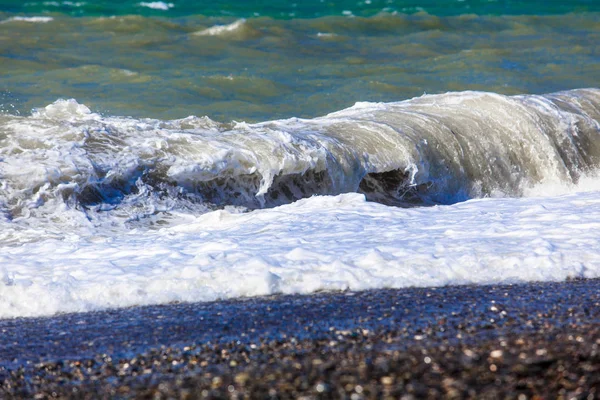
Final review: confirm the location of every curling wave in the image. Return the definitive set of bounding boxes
[1,88,599,224]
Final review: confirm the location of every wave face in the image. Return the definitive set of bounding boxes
[1,89,599,226]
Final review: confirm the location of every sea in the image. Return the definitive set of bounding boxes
[1,0,600,319]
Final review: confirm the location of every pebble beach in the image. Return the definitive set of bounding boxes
[2,2,600,398]
[1,279,599,399]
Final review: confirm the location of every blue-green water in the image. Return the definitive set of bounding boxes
[2,0,600,18]
[1,0,599,120]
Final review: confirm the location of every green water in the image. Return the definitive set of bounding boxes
[0,1,599,121]
[1,0,600,17]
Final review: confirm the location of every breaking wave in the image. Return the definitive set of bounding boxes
[1,88,599,225]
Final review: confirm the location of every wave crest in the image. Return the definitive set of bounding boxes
[1,88,599,225]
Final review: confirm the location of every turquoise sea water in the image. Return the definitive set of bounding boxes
[2,0,600,18]
[1,0,599,121]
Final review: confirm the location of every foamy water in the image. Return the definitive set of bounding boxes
[194,19,247,36]
[1,16,54,23]
[138,2,173,11]
[1,89,600,318]
[2,190,600,319]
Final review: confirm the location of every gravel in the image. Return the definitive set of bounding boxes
[1,278,599,399]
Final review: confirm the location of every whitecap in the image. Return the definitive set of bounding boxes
[1,16,53,24]
[194,19,246,36]
[138,1,174,11]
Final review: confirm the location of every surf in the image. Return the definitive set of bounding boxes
[1,88,599,224]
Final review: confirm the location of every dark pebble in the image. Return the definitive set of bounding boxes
[0,279,599,399]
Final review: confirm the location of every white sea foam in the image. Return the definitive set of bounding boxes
[316,32,337,38]
[1,191,600,318]
[138,1,173,11]
[41,1,86,6]
[194,19,246,36]
[1,89,600,318]
[1,16,53,24]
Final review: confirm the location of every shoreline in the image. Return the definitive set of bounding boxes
[1,279,599,398]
